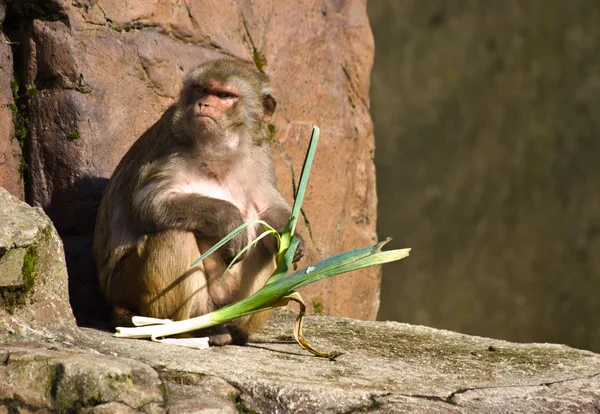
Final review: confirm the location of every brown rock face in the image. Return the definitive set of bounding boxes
[0,0,24,200]
[5,1,378,323]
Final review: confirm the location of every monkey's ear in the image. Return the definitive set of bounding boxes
[262,94,277,122]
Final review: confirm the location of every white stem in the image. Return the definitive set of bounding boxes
[116,313,215,339]
[154,337,209,350]
[132,316,172,326]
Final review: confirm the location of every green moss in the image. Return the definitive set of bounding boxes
[0,245,37,313]
[10,78,19,96]
[233,393,257,414]
[158,383,168,400]
[41,225,53,239]
[9,80,27,145]
[311,298,326,316]
[8,101,26,145]
[26,87,38,98]
[8,77,32,180]
[252,49,267,73]
[267,123,277,143]
[66,129,80,141]
[18,155,28,178]
[22,3,62,21]
[22,245,37,292]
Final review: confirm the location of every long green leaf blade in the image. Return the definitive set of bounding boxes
[267,236,301,285]
[219,229,279,281]
[190,220,278,267]
[292,249,411,290]
[285,126,319,238]
[116,240,405,339]
[195,240,395,319]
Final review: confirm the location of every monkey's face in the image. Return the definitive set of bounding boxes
[172,59,276,158]
[174,78,247,159]
[190,79,240,131]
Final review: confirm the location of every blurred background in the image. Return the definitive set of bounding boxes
[368,1,600,352]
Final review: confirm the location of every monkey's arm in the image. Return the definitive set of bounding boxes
[131,192,248,262]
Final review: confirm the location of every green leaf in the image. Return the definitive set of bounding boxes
[282,126,320,240]
[219,228,279,281]
[292,248,411,290]
[268,236,301,285]
[190,219,278,267]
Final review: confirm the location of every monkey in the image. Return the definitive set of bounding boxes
[93,59,303,346]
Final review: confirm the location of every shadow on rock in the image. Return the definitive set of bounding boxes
[47,175,113,329]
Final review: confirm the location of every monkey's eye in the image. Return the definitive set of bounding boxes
[216,91,234,99]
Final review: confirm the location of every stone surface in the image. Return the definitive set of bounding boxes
[6,0,379,325]
[0,0,25,200]
[0,345,164,413]
[370,1,600,351]
[0,186,77,341]
[2,310,600,413]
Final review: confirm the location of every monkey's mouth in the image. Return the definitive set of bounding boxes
[194,114,217,127]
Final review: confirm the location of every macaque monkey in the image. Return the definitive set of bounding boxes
[93,59,303,345]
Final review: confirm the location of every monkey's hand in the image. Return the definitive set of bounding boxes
[259,205,305,261]
[217,213,249,265]
[140,194,249,265]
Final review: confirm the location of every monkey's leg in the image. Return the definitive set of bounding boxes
[235,311,272,334]
[137,229,209,321]
[138,230,248,346]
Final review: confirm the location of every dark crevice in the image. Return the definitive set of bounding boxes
[210,378,259,413]
[444,372,600,403]
[399,392,458,407]
[541,372,600,387]
[0,395,44,414]
[137,59,174,99]
[241,13,266,73]
[183,2,197,29]
[341,393,390,413]
[342,63,368,110]
[300,207,323,256]
[49,362,65,400]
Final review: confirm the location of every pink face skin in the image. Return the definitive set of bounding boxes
[192,80,240,129]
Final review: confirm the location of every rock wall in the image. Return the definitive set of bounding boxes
[370,1,600,351]
[0,0,24,199]
[2,0,379,324]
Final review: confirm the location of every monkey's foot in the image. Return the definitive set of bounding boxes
[202,324,249,346]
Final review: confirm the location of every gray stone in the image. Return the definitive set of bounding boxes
[0,248,27,286]
[0,345,164,413]
[2,309,600,413]
[0,186,77,340]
